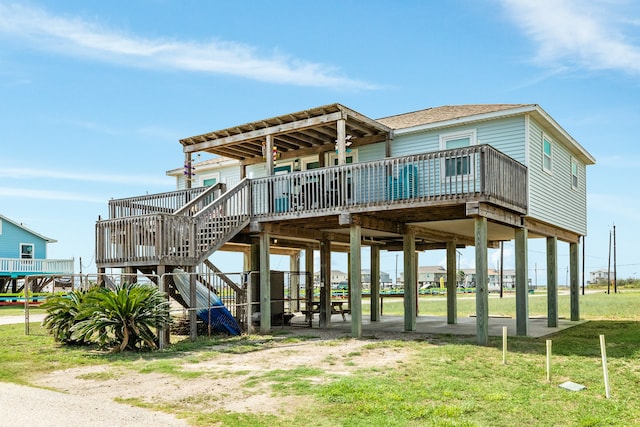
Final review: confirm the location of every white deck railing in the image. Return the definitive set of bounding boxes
[0,258,75,275]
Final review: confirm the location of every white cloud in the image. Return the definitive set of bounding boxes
[0,167,171,186]
[0,187,104,203]
[502,0,640,74]
[0,3,376,89]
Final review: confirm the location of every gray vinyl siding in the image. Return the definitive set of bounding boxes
[391,132,439,157]
[358,141,386,162]
[246,163,268,179]
[527,119,587,235]
[390,117,526,164]
[217,165,242,187]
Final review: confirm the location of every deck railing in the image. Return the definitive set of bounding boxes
[97,179,252,266]
[0,258,75,275]
[174,182,227,216]
[97,145,527,266]
[251,144,527,218]
[109,187,208,218]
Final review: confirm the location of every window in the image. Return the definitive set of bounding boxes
[440,130,477,178]
[328,149,357,166]
[0,219,2,235]
[571,158,579,189]
[543,136,552,172]
[200,172,220,187]
[333,156,354,166]
[20,243,34,259]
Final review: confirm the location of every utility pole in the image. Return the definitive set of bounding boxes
[499,242,504,298]
[582,236,585,296]
[613,224,617,293]
[607,229,612,295]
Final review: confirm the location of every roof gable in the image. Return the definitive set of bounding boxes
[0,214,56,243]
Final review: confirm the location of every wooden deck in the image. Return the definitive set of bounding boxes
[96,145,527,268]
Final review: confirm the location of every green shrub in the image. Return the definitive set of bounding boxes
[42,283,171,352]
[41,289,92,345]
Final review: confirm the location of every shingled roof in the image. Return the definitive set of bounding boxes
[376,104,532,129]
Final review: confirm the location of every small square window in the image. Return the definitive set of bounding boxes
[20,244,34,259]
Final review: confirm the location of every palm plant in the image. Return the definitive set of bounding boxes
[41,290,92,344]
[71,282,171,352]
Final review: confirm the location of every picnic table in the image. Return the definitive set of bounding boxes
[302,300,351,321]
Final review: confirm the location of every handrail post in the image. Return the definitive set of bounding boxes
[480,145,487,195]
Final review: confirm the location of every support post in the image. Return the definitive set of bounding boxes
[184,152,192,189]
[265,134,274,177]
[570,241,580,321]
[305,247,314,323]
[337,118,347,166]
[259,231,271,333]
[350,224,362,338]
[370,246,380,321]
[403,232,416,331]
[189,268,197,342]
[515,228,529,336]
[157,265,170,349]
[546,237,558,327]
[475,217,489,345]
[249,243,260,318]
[446,241,457,324]
[290,251,301,312]
[319,239,331,328]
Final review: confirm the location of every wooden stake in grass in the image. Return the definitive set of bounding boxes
[546,339,552,382]
[600,334,611,399]
[502,326,507,365]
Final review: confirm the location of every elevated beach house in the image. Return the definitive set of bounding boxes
[0,214,74,293]
[96,103,595,344]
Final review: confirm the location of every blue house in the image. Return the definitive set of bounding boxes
[0,214,74,293]
[96,103,595,344]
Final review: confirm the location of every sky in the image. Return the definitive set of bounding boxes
[1,0,640,284]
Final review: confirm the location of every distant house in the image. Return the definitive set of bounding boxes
[361,269,391,286]
[0,214,74,292]
[313,270,348,287]
[589,269,609,284]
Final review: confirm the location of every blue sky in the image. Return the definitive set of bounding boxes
[1,0,639,283]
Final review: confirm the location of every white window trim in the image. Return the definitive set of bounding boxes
[542,134,553,174]
[20,243,34,259]
[327,148,358,166]
[439,129,477,150]
[571,157,579,190]
[0,219,2,235]
[199,172,220,187]
[300,155,319,170]
[439,129,477,181]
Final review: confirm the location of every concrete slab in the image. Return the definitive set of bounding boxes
[289,313,586,338]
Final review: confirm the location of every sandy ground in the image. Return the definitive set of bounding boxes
[1,316,411,426]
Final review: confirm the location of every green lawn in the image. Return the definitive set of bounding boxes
[1,289,639,426]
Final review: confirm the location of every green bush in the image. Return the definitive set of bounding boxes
[41,290,92,345]
[42,283,171,352]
